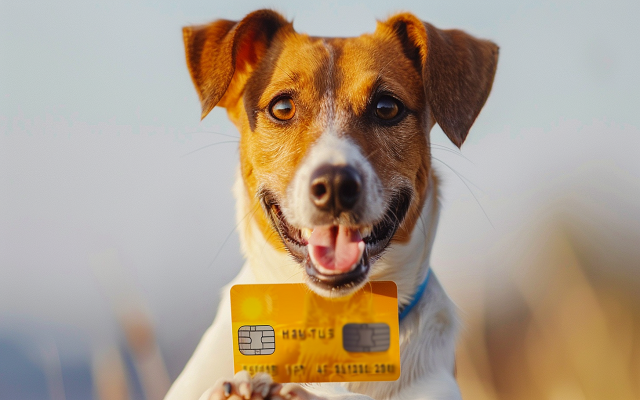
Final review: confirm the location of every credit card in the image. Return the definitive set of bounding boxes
[230,281,400,383]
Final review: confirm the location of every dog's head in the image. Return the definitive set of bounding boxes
[183,10,498,296]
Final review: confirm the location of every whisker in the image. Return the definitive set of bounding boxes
[377,58,397,80]
[418,211,427,237]
[364,147,383,161]
[284,269,304,283]
[256,228,304,284]
[258,227,277,258]
[430,154,483,192]
[432,156,494,229]
[180,141,240,158]
[430,144,475,164]
[183,129,240,139]
[206,202,260,269]
[274,64,296,84]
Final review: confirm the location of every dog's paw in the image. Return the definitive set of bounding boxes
[274,384,371,400]
[276,384,319,400]
[199,371,279,400]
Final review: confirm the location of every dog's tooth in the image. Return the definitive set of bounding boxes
[302,228,312,240]
[360,226,372,238]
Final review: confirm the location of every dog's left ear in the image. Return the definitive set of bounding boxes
[381,14,499,147]
[183,10,291,119]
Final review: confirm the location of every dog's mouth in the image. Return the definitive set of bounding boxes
[261,190,412,294]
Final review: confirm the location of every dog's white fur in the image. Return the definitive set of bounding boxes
[287,132,385,234]
[165,132,461,399]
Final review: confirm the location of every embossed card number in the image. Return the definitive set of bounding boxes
[230,282,401,383]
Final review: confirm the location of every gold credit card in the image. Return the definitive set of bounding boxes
[230,281,400,383]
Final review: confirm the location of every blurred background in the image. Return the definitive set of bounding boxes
[1,0,639,399]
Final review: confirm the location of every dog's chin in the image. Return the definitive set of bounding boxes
[261,190,412,297]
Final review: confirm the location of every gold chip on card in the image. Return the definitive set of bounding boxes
[230,281,400,383]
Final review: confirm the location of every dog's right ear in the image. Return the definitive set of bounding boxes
[381,14,499,148]
[183,9,291,119]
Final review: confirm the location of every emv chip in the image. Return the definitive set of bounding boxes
[238,325,275,355]
[342,323,390,352]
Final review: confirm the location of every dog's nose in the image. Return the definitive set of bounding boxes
[309,164,362,214]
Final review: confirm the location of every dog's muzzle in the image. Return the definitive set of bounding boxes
[261,160,412,295]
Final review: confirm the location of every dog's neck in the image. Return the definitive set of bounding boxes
[233,169,441,303]
[366,172,440,306]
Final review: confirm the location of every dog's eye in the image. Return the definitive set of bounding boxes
[375,96,402,120]
[269,97,296,121]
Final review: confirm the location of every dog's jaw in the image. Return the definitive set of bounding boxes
[236,169,438,299]
[254,130,419,297]
[261,190,414,297]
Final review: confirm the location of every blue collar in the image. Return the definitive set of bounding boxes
[398,268,431,322]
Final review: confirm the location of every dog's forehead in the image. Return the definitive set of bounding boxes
[257,31,424,112]
[332,34,424,114]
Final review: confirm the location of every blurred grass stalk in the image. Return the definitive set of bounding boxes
[90,250,171,400]
[457,222,640,400]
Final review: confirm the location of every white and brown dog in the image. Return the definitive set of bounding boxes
[166,9,498,400]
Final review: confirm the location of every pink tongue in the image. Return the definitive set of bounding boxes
[308,226,364,273]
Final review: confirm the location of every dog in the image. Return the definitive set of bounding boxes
[165,9,498,400]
